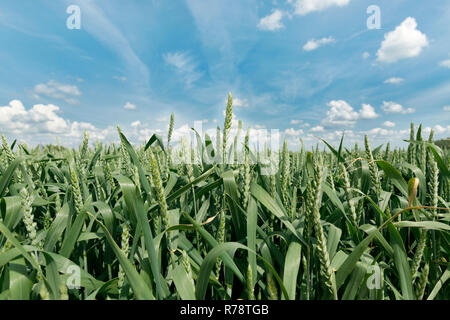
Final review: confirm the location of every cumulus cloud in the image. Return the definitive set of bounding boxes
[433,125,450,135]
[123,102,137,110]
[359,104,379,119]
[384,77,404,84]
[0,100,68,135]
[257,10,284,31]
[377,17,428,63]
[381,101,415,114]
[289,0,350,15]
[383,121,396,128]
[285,128,304,136]
[444,106,450,112]
[290,119,310,127]
[171,124,192,143]
[0,100,115,144]
[440,60,450,68]
[311,125,325,132]
[322,100,379,126]
[323,100,359,126]
[33,80,81,104]
[129,121,163,142]
[367,127,396,137]
[362,52,370,59]
[163,51,202,86]
[303,36,335,51]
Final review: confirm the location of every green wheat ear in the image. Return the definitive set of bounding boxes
[223,92,233,164]
[1,134,15,163]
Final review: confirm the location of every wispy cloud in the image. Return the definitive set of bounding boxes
[33,80,81,104]
[113,76,127,82]
[303,37,335,51]
[65,0,150,88]
[384,77,404,84]
[289,0,350,15]
[440,60,450,68]
[163,51,202,87]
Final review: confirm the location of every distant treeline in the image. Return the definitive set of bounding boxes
[435,138,450,149]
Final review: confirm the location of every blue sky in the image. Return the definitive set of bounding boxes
[0,0,449,149]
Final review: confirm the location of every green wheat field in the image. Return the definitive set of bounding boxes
[0,94,448,300]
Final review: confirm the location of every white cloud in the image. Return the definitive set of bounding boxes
[359,104,379,119]
[233,98,249,108]
[362,52,370,59]
[289,0,350,15]
[444,106,450,112]
[131,121,141,127]
[123,102,137,110]
[377,17,428,63]
[290,120,310,127]
[324,100,358,126]
[433,125,450,135]
[34,80,81,104]
[322,100,378,126]
[129,122,164,142]
[171,124,192,143]
[285,128,304,136]
[163,51,202,86]
[0,100,116,144]
[367,127,395,136]
[440,60,450,68]
[303,36,335,51]
[257,10,284,31]
[381,101,415,114]
[224,97,249,108]
[0,100,67,134]
[113,76,127,82]
[384,77,404,84]
[383,121,396,128]
[311,125,325,132]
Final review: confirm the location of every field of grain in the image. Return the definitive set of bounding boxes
[0,94,448,300]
